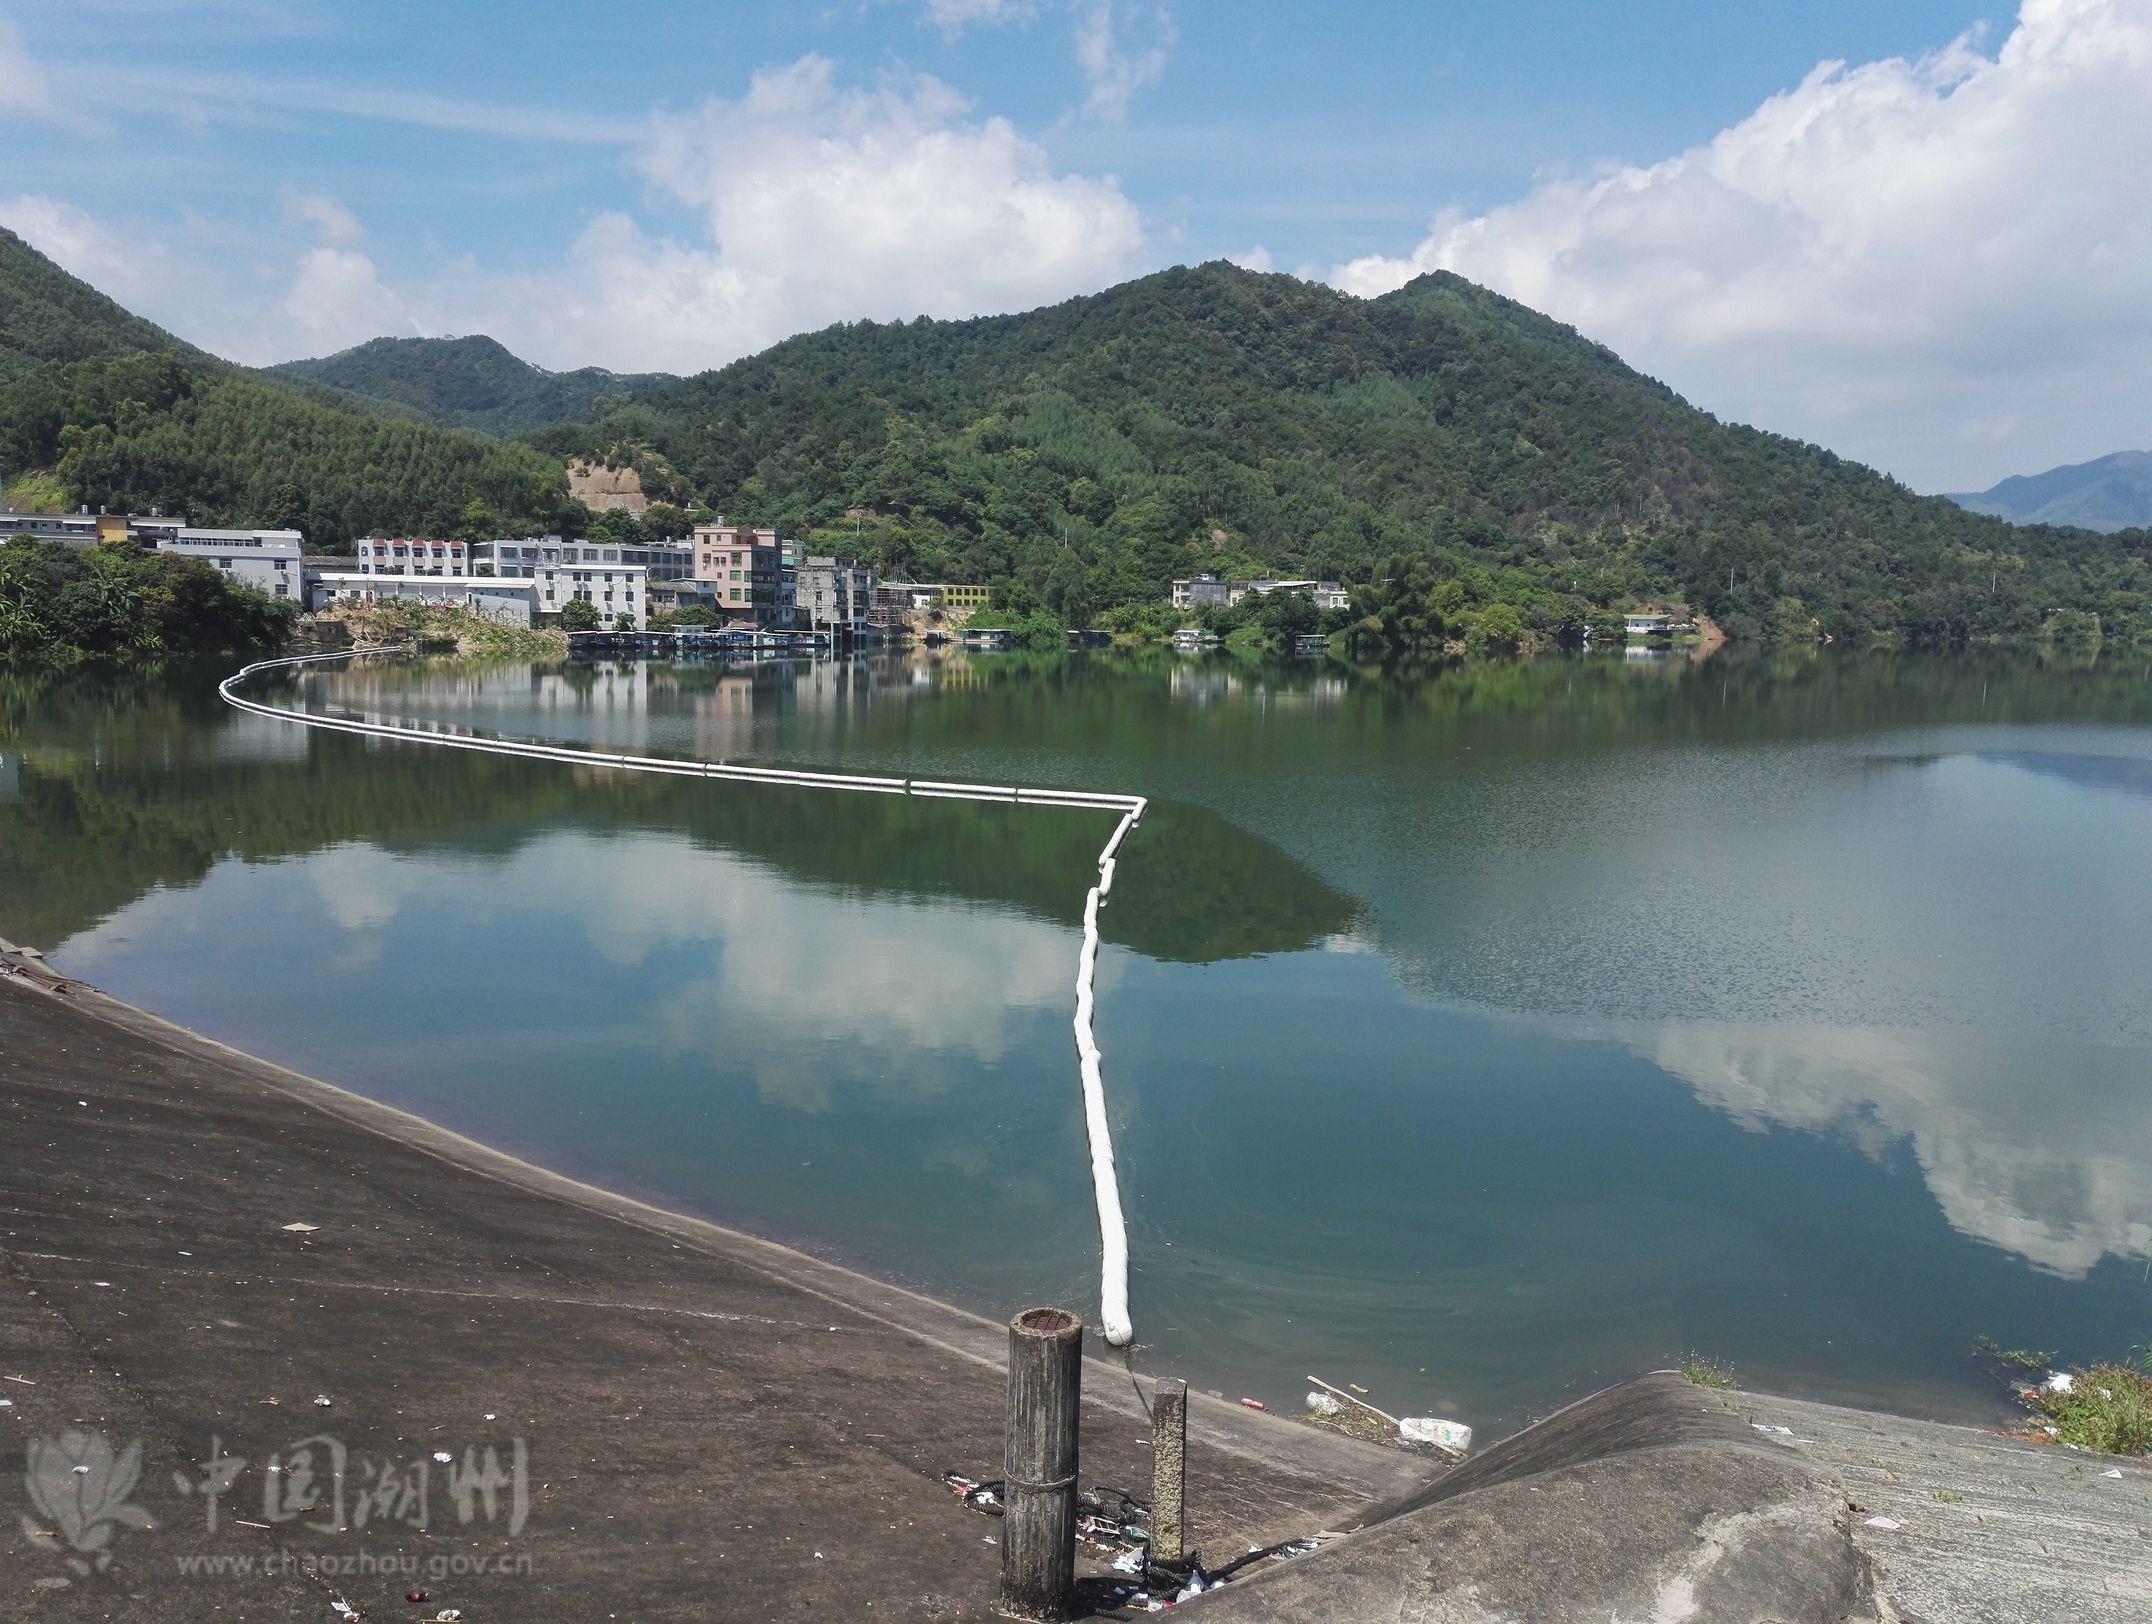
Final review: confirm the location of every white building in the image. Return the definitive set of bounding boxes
[308,573,536,626]
[478,535,693,584]
[355,537,473,576]
[534,561,648,628]
[1232,578,1348,611]
[154,527,305,602]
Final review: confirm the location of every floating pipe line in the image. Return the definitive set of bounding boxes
[220,646,1143,1346]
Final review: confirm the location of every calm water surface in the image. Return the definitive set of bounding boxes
[5,648,2150,1432]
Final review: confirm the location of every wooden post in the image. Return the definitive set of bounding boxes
[1149,1377,1188,1565]
[1000,1307,1083,1621]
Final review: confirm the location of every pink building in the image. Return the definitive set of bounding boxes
[692,521,786,621]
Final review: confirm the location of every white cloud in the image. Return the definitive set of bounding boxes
[1330,0,2152,491]
[494,55,1145,373]
[0,193,166,304]
[283,190,363,248]
[1229,244,1274,274]
[1638,1019,2152,1279]
[1072,0,1174,123]
[1,186,417,363]
[923,0,1034,37]
[0,15,61,126]
[280,246,411,353]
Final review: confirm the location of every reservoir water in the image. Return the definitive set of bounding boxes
[5,648,2149,1432]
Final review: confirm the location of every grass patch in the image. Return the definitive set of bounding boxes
[2027,1363,2152,1457]
[3,469,71,512]
[319,602,566,660]
[1974,1334,2053,1375]
[1679,1354,1735,1390]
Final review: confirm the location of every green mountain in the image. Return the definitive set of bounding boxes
[4,226,2146,650]
[0,230,224,382]
[271,334,673,437]
[1949,451,2152,534]
[0,228,566,546]
[532,263,2148,649]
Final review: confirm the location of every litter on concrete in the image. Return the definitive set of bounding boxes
[1400,1417,1472,1456]
[2100,1468,2124,1479]
[1862,1516,1902,1531]
[281,1222,321,1233]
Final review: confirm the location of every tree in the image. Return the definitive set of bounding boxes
[642,502,689,541]
[1043,553,1092,627]
[612,612,635,632]
[558,597,599,631]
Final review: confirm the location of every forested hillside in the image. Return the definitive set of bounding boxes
[530,264,2150,649]
[3,225,2145,650]
[271,335,672,437]
[0,230,567,546]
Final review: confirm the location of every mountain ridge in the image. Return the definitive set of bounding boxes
[270,334,675,437]
[1949,450,2152,533]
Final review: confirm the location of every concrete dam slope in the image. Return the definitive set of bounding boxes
[4,942,2143,1620]
[0,946,1421,1621]
[1185,1371,2150,1623]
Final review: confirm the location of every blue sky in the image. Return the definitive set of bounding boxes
[5,1,2149,490]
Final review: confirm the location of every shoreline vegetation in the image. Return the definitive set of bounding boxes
[311,599,569,660]
[0,535,294,668]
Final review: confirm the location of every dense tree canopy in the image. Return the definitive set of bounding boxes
[0,539,294,665]
[525,264,2150,651]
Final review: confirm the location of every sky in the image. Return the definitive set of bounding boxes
[3,0,2149,492]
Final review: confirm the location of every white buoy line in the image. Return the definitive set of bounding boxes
[219,646,1143,1346]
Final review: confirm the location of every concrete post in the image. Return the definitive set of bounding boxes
[1149,1378,1188,1564]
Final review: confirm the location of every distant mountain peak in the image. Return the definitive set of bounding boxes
[268,334,676,436]
[1948,449,2152,533]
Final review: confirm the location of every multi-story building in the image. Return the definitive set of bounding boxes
[308,573,536,626]
[534,561,648,628]
[1171,574,1233,610]
[154,528,306,601]
[1182,576,1349,611]
[793,556,875,636]
[692,521,788,624]
[0,507,181,548]
[477,536,693,583]
[903,582,993,614]
[355,537,472,576]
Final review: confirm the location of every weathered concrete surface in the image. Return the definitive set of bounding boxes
[0,953,1427,1620]
[1186,1371,1884,1622]
[1740,1388,2152,1624]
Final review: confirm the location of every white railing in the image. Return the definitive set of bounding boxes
[220,646,1142,1347]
